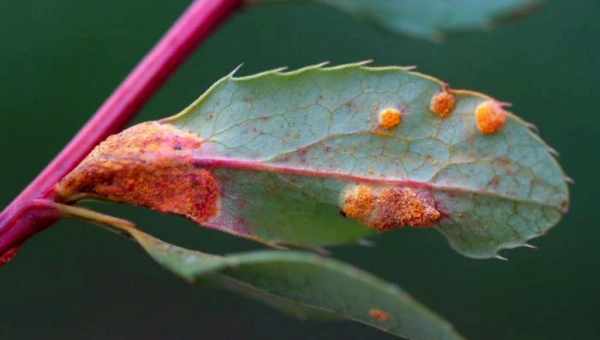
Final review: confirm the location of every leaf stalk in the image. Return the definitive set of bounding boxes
[0,0,242,262]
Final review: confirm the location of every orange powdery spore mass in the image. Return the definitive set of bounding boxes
[342,185,440,231]
[56,121,220,224]
[475,100,508,135]
[342,185,376,221]
[378,107,403,130]
[430,89,456,118]
[369,308,391,322]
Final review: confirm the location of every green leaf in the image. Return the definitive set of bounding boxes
[57,62,569,259]
[248,0,540,40]
[123,225,464,340]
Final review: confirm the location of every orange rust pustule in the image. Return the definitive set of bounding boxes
[56,122,220,224]
[475,100,508,135]
[342,184,440,231]
[342,185,375,221]
[369,308,391,322]
[430,89,456,118]
[378,108,403,130]
[373,107,403,136]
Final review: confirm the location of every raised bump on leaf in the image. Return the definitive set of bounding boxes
[430,87,456,118]
[56,122,221,224]
[475,100,508,135]
[369,308,391,322]
[377,107,403,130]
[342,184,441,231]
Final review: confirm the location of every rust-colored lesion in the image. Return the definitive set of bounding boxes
[341,185,375,221]
[56,121,220,224]
[475,100,508,135]
[373,107,403,136]
[341,184,440,231]
[368,308,391,322]
[430,87,456,119]
[378,107,403,130]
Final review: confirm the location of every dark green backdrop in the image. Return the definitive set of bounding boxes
[1,1,598,339]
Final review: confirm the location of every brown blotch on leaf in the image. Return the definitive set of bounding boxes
[369,308,391,322]
[341,184,440,231]
[56,122,220,224]
[475,100,508,135]
[430,87,456,119]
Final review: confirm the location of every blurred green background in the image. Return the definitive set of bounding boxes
[0,1,598,339]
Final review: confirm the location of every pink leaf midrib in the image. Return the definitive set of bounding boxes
[193,156,562,211]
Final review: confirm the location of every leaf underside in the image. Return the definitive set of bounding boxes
[167,62,569,258]
[250,0,541,40]
[58,62,569,259]
[124,226,464,340]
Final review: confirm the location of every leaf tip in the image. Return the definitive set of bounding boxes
[228,63,245,78]
[522,243,538,250]
[495,254,509,261]
[547,146,560,157]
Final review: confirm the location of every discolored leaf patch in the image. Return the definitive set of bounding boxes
[342,185,440,231]
[56,122,220,224]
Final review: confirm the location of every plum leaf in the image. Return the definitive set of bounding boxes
[116,223,464,340]
[57,62,569,259]
[247,0,541,40]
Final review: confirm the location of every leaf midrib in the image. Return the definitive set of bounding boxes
[192,155,564,212]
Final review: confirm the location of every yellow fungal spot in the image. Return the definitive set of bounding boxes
[475,100,508,135]
[342,185,440,231]
[430,89,456,118]
[378,107,402,130]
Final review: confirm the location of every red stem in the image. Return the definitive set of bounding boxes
[0,0,242,258]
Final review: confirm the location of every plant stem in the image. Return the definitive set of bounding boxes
[0,0,242,259]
